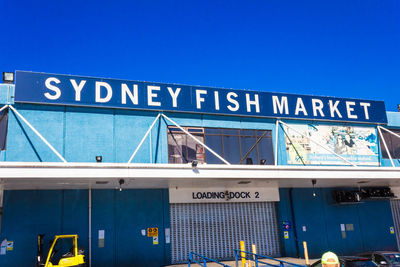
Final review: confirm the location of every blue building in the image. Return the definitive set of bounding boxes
[0,71,399,266]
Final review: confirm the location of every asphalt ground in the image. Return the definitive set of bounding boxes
[165,257,318,267]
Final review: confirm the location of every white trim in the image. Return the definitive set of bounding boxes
[8,105,67,163]
[279,120,358,167]
[0,105,8,113]
[127,113,161,163]
[380,126,400,139]
[0,162,399,179]
[161,113,231,165]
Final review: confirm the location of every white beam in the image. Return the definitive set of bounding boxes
[378,126,395,167]
[380,126,400,139]
[0,162,399,180]
[0,105,9,113]
[8,105,67,163]
[127,113,161,163]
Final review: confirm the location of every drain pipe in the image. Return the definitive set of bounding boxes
[288,188,300,258]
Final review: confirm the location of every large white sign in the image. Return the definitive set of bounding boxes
[169,186,279,203]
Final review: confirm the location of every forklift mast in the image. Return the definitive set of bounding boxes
[36,234,45,267]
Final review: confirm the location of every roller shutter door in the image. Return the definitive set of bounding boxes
[170,202,281,263]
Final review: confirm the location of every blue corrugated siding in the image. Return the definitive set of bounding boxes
[0,190,88,267]
[0,189,170,267]
[91,189,170,267]
[278,188,398,258]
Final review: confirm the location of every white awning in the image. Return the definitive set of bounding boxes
[0,162,399,190]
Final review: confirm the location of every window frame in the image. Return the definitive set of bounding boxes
[167,126,274,165]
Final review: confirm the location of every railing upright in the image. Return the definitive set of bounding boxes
[234,249,239,267]
[233,249,307,267]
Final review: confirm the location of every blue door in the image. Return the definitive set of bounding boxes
[91,189,171,267]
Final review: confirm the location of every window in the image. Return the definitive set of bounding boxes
[168,127,274,165]
[168,127,206,163]
[380,128,400,159]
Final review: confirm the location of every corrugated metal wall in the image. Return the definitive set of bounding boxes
[170,202,280,263]
[390,199,400,250]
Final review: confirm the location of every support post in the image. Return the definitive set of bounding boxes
[251,244,257,267]
[303,241,310,266]
[275,120,279,166]
[240,240,246,267]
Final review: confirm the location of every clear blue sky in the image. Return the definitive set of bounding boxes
[1,0,399,111]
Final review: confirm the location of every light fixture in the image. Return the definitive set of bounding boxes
[312,179,317,197]
[96,156,102,163]
[260,159,266,165]
[191,160,198,168]
[119,179,125,192]
[246,158,253,165]
[2,72,14,84]
[95,181,109,185]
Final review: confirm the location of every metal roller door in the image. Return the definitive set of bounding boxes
[170,202,281,263]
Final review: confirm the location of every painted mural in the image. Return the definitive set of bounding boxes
[284,124,379,166]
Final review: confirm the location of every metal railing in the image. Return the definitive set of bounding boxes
[233,249,307,267]
[188,251,232,267]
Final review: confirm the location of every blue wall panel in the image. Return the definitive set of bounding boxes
[91,190,116,267]
[277,188,398,259]
[0,189,170,267]
[115,190,166,266]
[65,107,114,163]
[276,189,298,257]
[62,190,89,253]
[0,190,88,267]
[5,104,65,162]
[321,188,364,256]
[114,110,160,163]
[357,200,397,251]
[91,189,170,267]
[291,188,329,258]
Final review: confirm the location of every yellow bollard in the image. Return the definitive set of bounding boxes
[251,244,257,267]
[240,240,246,267]
[303,241,310,266]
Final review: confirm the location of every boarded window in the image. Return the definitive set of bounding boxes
[380,129,400,159]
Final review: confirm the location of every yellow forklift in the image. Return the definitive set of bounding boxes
[36,234,86,267]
